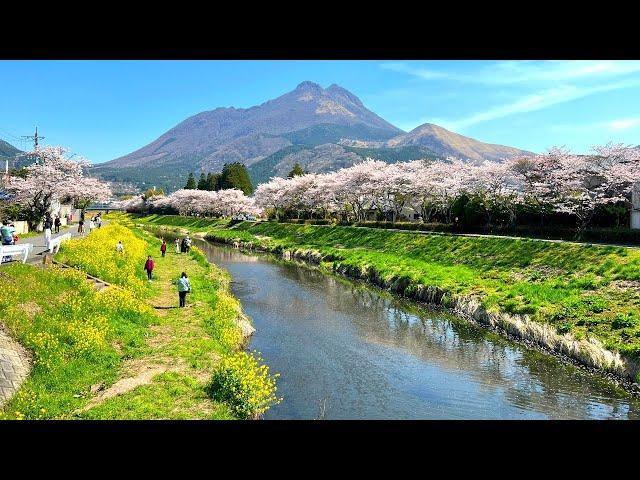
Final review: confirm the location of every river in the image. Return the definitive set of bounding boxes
[195,239,640,420]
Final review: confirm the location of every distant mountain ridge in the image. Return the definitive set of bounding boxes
[385,123,532,162]
[92,82,533,192]
[247,144,440,186]
[0,139,21,159]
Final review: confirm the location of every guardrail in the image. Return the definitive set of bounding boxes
[48,232,72,254]
[0,243,34,264]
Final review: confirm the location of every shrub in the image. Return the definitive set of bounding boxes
[556,322,573,334]
[189,245,209,269]
[612,313,639,329]
[207,351,280,419]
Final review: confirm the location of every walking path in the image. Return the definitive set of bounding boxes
[0,327,30,407]
[24,225,81,264]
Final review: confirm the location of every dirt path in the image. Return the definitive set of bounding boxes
[77,250,225,418]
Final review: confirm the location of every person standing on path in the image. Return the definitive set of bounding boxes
[1,222,14,245]
[177,272,191,307]
[54,215,61,234]
[184,235,192,253]
[78,218,84,234]
[43,215,53,251]
[175,238,180,254]
[160,239,167,257]
[88,218,95,233]
[144,255,155,281]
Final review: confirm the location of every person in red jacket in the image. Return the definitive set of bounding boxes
[160,239,167,257]
[144,255,155,282]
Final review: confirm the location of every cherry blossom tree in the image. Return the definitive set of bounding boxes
[5,146,112,228]
[470,160,520,227]
[505,143,640,232]
[138,188,261,218]
[254,177,294,219]
[112,195,146,213]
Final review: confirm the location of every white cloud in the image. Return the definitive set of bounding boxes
[607,118,640,130]
[423,80,640,131]
[380,60,640,86]
[379,60,640,132]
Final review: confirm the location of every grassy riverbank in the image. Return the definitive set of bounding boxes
[128,214,640,380]
[1,216,278,419]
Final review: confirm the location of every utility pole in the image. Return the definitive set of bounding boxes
[632,182,640,230]
[20,126,45,165]
[22,126,45,150]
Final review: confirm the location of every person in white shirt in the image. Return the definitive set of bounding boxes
[116,241,124,253]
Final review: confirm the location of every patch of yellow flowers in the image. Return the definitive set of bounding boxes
[208,351,281,419]
[57,224,149,296]
[210,293,244,351]
[0,390,48,420]
[0,260,155,420]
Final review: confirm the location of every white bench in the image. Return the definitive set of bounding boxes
[0,243,34,264]
[48,233,72,254]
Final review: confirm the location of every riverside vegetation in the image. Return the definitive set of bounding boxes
[133,214,640,383]
[0,214,279,419]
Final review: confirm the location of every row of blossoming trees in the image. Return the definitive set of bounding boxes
[2,146,112,229]
[115,187,262,218]
[254,143,640,232]
[116,142,640,234]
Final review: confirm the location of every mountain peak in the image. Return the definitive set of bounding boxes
[326,83,363,107]
[295,81,323,91]
[387,122,533,162]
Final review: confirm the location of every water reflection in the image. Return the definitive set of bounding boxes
[195,239,640,420]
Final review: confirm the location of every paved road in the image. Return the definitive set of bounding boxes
[0,328,30,407]
[23,224,103,264]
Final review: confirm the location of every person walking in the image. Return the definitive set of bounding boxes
[177,272,191,307]
[8,222,17,244]
[184,235,192,253]
[1,222,13,245]
[43,215,53,251]
[144,255,155,282]
[78,218,84,234]
[175,238,180,254]
[160,239,167,257]
[96,214,102,229]
[116,240,124,254]
[88,218,95,233]
[54,215,61,233]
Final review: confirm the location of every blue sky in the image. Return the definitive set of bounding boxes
[1,60,639,163]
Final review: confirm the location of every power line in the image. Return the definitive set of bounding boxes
[22,126,45,150]
[0,126,22,142]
